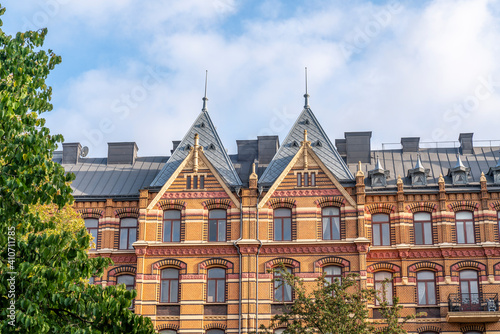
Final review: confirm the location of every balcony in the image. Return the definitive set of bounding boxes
[447,293,500,322]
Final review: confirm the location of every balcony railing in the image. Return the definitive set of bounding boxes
[448,293,498,312]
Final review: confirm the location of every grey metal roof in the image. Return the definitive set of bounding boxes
[150,110,242,188]
[259,107,354,185]
[59,156,168,197]
[350,146,500,188]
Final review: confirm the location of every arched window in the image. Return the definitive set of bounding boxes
[372,214,390,246]
[119,218,137,250]
[460,270,479,311]
[455,211,475,244]
[117,274,135,291]
[374,272,393,305]
[84,218,99,250]
[206,330,224,334]
[164,210,181,242]
[414,212,432,245]
[274,208,292,241]
[322,207,340,240]
[207,268,225,303]
[324,266,342,285]
[274,267,292,302]
[208,210,226,242]
[417,271,436,305]
[160,268,179,303]
[159,330,177,334]
[274,329,285,334]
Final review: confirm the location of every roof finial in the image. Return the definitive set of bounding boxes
[304,67,310,109]
[202,70,208,112]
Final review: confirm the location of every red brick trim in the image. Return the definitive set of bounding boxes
[157,199,186,211]
[78,208,103,219]
[114,208,140,218]
[314,196,345,208]
[447,201,479,212]
[405,202,437,213]
[365,203,395,214]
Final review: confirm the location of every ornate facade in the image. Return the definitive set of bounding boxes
[57,95,500,334]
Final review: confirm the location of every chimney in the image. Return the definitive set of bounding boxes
[236,140,258,162]
[107,142,138,164]
[171,140,181,154]
[335,139,347,157]
[401,137,420,153]
[257,136,279,165]
[344,132,372,164]
[62,142,81,164]
[459,133,473,154]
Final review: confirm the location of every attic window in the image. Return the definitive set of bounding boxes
[291,141,299,147]
[208,143,216,150]
[314,140,322,147]
[304,119,310,125]
[186,144,192,150]
[200,122,206,128]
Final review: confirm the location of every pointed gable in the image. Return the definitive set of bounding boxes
[150,111,242,188]
[259,108,354,185]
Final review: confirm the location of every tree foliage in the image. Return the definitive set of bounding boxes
[0,5,155,333]
[260,264,417,334]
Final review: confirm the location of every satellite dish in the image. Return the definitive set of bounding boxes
[80,146,89,158]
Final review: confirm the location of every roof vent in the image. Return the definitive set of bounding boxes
[200,122,206,128]
[304,119,310,125]
[314,140,322,147]
[208,143,216,150]
[186,144,192,150]
[291,141,299,147]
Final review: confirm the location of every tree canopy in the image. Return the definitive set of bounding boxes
[0,5,155,333]
[260,264,417,334]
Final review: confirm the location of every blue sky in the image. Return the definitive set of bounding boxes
[3,0,500,157]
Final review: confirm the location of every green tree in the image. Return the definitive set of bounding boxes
[0,5,155,333]
[260,264,417,334]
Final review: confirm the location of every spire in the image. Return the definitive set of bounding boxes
[454,154,465,168]
[356,161,364,177]
[414,153,424,169]
[374,156,383,170]
[304,67,310,109]
[202,70,208,112]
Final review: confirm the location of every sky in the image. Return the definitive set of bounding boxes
[2,0,500,157]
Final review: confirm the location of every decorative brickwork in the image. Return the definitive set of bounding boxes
[156,323,179,331]
[267,198,297,209]
[202,198,232,210]
[314,196,345,208]
[416,325,441,333]
[114,207,140,218]
[203,323,226,330]
[108,265,137,279]
[365,203,395,214]
[199,258,234,273]
[314,256,350,274]
[78,208,103,219]
[265,257,300,271]
[405,202,437,213]
[447,200,479,212]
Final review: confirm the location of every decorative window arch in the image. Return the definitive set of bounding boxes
[314,197,346,240]
[201,200,232,242]
[266,199,297,241]
[460,324,484,333]
[78,208,104,219]
[204,323,227,331]
[367,262,401,283]
[157,323,179,332]
[405,202,437,213]
[108,265,137,281]
[450,261,487,286]
[268,198,297,209]
[365,203,395,215]
[152,259,187,276]
[265,258,300,272]
[114,208,140,218]
[416,325,441,334]
[407,261,444,282]
[365,205,395,246]
[157,199,186,211]
[412,211,435,245]
[447,201,479,212]
[314,196,345,208]
[314,256,350,275]
[202,199,232,211]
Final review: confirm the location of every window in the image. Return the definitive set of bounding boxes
[274,208,292,241]
[117,274,135,309]
[159,331,177,334]
[374,272,393,305]
[208,210,226,242]
[207,268,225,303]
[456,211,475,244]
[186,174,205,190]
[460,270,479,311]
[85,218,99,250]
[414,212,432,245]
[274,329,285,334]
[274,267,292,302]
[117,274,135,291]
[119,218,137,250]
[88,276,95,285]
[322,207,341,240]
[296,172,316,187]
[164,210,181,242]
[417,271,436,305]
[160,268,179,303]
[372,214,390,246]
[324,266,342,285]
[206,330,224,334]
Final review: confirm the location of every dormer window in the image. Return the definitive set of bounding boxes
[368,158,389,187]
[208,143,216,150]
[314,140,322,147]
[448,155,470,185]
[186,174,206,190]
[291,141,299,148]
[487,155,500,184]
[304,119,310,125]
[407,155,429,186]
[296,171,316,187]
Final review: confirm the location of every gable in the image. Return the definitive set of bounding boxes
[259,107,353,186]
